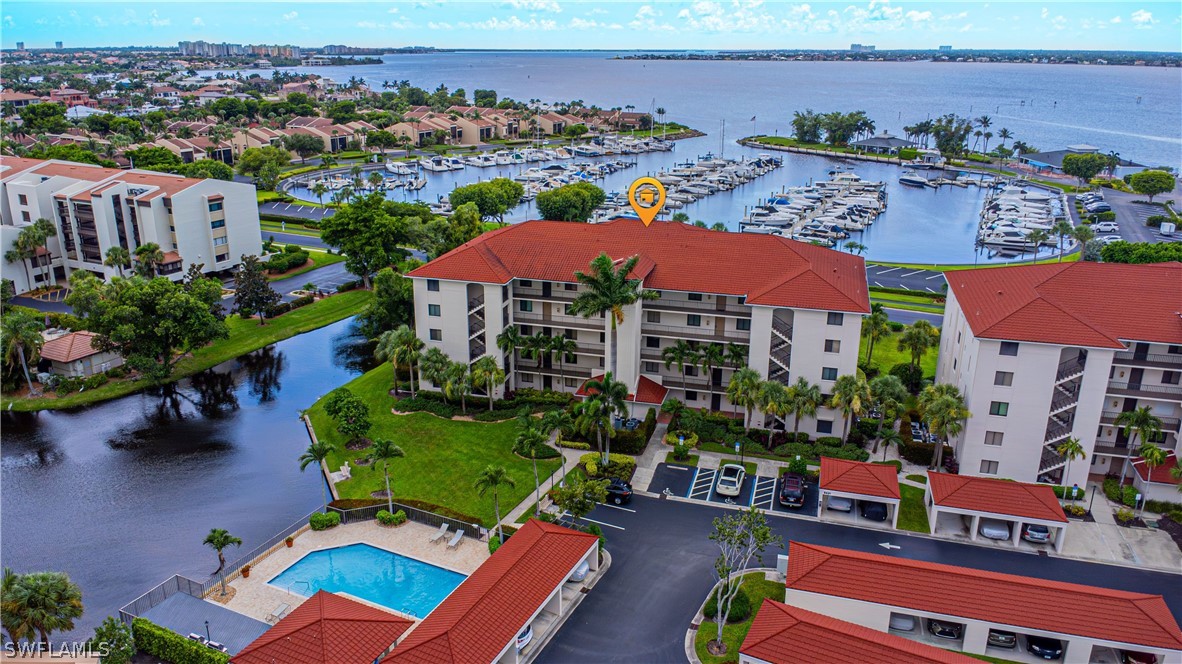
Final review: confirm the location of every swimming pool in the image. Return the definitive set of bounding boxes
[268,543,466,618]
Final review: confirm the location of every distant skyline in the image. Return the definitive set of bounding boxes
[4,1,1181,52]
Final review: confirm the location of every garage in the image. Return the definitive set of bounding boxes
[925,473,1068,553]
[818,457,901,530]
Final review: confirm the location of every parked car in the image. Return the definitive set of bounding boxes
[1022,524,1052,545]
[568,560,590,583]
[1027,635,1064,660]
[1092,221,1120,232]
[716,464,746,497]
[859,501,888,522]
[779,473,806,508]
[1079,193,1103,204]
[1100,235,1124,245]
[827,495,854,512]
[605,478,633,505]
[888,613,917,632]
[1120,651,1159,664]
[978,518,1012,540]
[516,625,534,650]
[987,629,1018,649]
[927,619,964,640]
[1085,201,1112,212]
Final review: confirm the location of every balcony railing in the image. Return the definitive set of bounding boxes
[1049,394,1078,413]
[1100,411,1182,433]
[1038,445,1067,474]
[771,321,794,343]
[468,296,485,314]
[514,311,604,331]
[1112,351,1182,369]
[642,322,750,344]
[644,299,752,318]
[1107,381,1182,400]
[1044,424,1072,444]
[513,288,578,304]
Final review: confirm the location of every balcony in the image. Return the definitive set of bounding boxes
[515,364,594,380]
[1112,351,1182,370]
[644,299,751,318]
[513,288,578,305]
[641,322,750,344]
[1106,381,1182,401]
[514,311,605,332]
[1099,411,1182,433]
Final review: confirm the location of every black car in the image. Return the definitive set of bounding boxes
[1026,635,1064,660]
[779,473,806,508]
[927,619,964,640]
[605,478,633,505]
[987,629,1017,649]
[860,501,888,522]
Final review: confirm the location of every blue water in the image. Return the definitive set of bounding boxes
[268,543,466,617]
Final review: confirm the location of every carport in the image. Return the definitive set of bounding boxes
[818,457,901,529]
[925,473,1068,553]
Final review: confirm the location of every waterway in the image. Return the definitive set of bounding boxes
[0,318,372,639]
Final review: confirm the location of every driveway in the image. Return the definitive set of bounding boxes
[865,264,947,292]
[537,495,1182,664]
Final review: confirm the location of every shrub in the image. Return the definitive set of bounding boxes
[898,439,951,466]
[132,618,230,664]
[772,442,815,459]
[580,452,636,480]
[1051,485,1086,501]
[82,373,109,390]
[376,509,396,525]
[672,443,691,461]
[664,431,700,448]
[488,537,501,555]
[1102,478,1138,507]
[265,249,310,274]
[309,512,341,531]
[611,429,649,455]
[1115,508,1136,524]
[898,148,918,161]
[845,430,866,448]
[265,294,315,318]
[890,362,924,393]
[875,460,903,473]
[888,321,905,332]
[1146,214,1169,228]
[105,364,130,379]
[1064,504,1086,517]
[815,436,842,447]
[703,586,752,623]
[586,522,605,551]
[787,457,809,476]
[557,440,591,450]
[394,394,460,418]
[1146,498,1182,515]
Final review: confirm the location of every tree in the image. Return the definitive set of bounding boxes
[374,324,423,398]
[536,182,606,222]
[1061,153,1108,187]
[444,361,473,414]
[786,377,822,440]
[868,374,907,453]
[371,438,406,514]
[575,373,628,463]
[232,255,281,325]
[91,616,136,664]
[18,103,70,134]
[549,335,577,386]
[551,475,609,528]
[170,157,236,180]
[133,242,165,277]
[447,178,524,224]
[64,273,228,382]
[0,570,84,648]
[358,266,415,337]
[726,367,763,429]
[844,241,867,255]
[496,325,523,390]
[790,109,823,144]
[298,440,333,510]
[471,355,506,411]
[879,427,904,461]
[311,181,328,206]
[1139,443,1167,492]
[569,252,658,377]
[103,246,131,278]
[830,374,870,441]
[918,384,970,469]
[236,145,291,177]
[320,193,412,288]
[861,308,890,366]
[125,146,183,172]
[1024,229,1050,263]
[513,415,548,510]
[324,387,372,444]
[662,339,699,396]
[3,229,38,289]
[524,332,551,371]
[1115,407,1162,485]
[474,465,516,543]
[757,380,788,431]
[897,320,939,369]
[1050,219,1075,262]
[1056,437,1086,493]
[706,506,783,655]
[2,310,45,395]
[1128,170,1175,202]
[283,133,324,164]
[697,343,726,408]
[419,347,451,394]
[203,529,242,596]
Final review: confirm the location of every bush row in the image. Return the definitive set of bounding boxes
[579,452,636,480]
[265,249,310,274]
[265,294,315,319]
[309,512,340,531]
[395,388,575,420]
[376,509,408,526]
[132,618,229,664]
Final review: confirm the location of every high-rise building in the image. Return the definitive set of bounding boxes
[850,44,876,52]
[15,42,24,50]
[939,45,953,51]
[54,41,63,49]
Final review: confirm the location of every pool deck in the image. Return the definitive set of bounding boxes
[220,520,489,624]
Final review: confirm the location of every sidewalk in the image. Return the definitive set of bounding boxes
[1058,484,1182,570]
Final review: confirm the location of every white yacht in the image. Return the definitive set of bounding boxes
[385,161,418,176]
[898,171,930,187]
[422,156,451,172]
[444,157,466,171]
[493,151,514,166]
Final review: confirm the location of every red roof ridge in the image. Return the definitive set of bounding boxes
[986,285,1122,348]
[929,472,1066,522]
[820,457,900,499]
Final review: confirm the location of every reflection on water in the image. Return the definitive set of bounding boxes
[0,317,373,639]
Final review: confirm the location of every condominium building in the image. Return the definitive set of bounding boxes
[936,262,1182,487]
[1,157,261,294]
[407,219,869,435]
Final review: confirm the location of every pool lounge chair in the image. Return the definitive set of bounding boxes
[446,530,465,549]
[428,523,450,544]
[265,603,290,624]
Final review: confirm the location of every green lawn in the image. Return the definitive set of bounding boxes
[2,290,372,412]
[867,251,1079,272]
[666,452,700,467]
[261,221,321,238]
[266,250,344,281]
[306,366,561,526]
[716,458,758,476]
[860,329,938,378]
[695,573,786,664]
[897,484,930,533]
[906,473,928,484]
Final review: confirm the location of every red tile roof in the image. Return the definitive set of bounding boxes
[575,374,669,405]
[39,331,104,363]
[232,591,412,664]
[1133,452,1180,485]
[928,472,1066,523]
[946,262,1182,348]
[819,457,900,500]
[408,219,870,313]
[785,542,1182,651]
[381,520,597,664]
[741,599,975,664]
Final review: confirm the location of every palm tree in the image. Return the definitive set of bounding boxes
[28,219,57,286]
[662,340,698,396]
[134,242,165,277]
[370,438,405,514]
[861,308,891,366]
[375,324,425,398]
[298,440,333,510]
[513,416,548,509]
[726,367,763,429]
[830,374,870,441]
[420,347,451,395]
[997,127,1013,150]
[844,241,867,255]
[524,332,551,372]
[758,380,788,431]
[575,372,628,463]
[104,246,131,278]
[1056,437,1086,494]
[897,320,939,369]
[1115,407,1162,484]
[444,361,473,414]
[868,374,907,453]
[918,384,970,469]
[1025,229,1050,263]
[474,465,516,543]
[2,311,44,396]
[1,571,83,648]
[311,181,327,206]
[786,377,822,440]
[470,355,505,411]
[1072,224,1095,251]
[1139,444,1167,490]
[3,232,36,289]
[1050,219,1075,262]
[496,325,523,390]
[367,171,384,191]
[1,567,27,645]
[549,335,577,387]
[202,528,242,596]
[879,428,904,461]
[569,253,658,377]
[698,343,726,409]
[725,342,747,370]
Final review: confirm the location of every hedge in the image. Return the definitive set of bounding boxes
[1051,485,1087,501]
[579,452,636,480]
[664,431,700,448]
[556,440,591,450]
[266,294,315,318]
[265,249,310,273]
[394,389,575,420]
[132,618,229,664]
[376,509,407,526]
[703,586,752,623]
[310,512,341,530]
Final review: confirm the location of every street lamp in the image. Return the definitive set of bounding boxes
[204,620,210,642]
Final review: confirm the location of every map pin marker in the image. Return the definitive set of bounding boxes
[627,177,666,227]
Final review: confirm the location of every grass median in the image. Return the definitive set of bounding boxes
[695,573,786,664]
[265,250,344,282]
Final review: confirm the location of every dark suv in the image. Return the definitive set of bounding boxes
[605,478,633,505]
[779,473,806,508]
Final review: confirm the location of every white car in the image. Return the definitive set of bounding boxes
[716,464,746,497]
[516,625,533,650]
[1099,235,1124,245]
[1092,221,1120,232]
[827,495,854,512]
[978,518,1012,540]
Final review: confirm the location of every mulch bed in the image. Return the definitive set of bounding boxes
[353,456,373,466]
[370,490,392,499]
[345,438,372,451]
[1115,513,1149,529]
[1065,511,1096,523]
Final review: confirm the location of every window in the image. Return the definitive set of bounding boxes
[994,371,1013,386]
[520,374,534,384]
[999,341,1019,356]
[599,332,605,343]
[215,253,229,263]
[686,390,698,401]
[520,280,533,287]
[979,460,999,475]
[984,431,1004,446]
[208,202,223,212]
[824,340,841,353]
[821,367,838,381]
[599,357,605,367]
[647,311,661,324]
[736,319,750,331]
[427,279,439,292]
[685,366,698,377]
[21,211,30,222]
[564,377,578,387]
[644,362,659,373]
[1169,345,1182,355]
[564,283,577,291]
[687,314,701,327]
[816,419,833,434]
[563,304,573,315]
[646,336,660,349]
[427,328,443,341]
[428,304,441,317]
[17,194,27,205]
[519,300,533,312]
[212,237,227,246]
[688,293,703,301]
[564,330,576,340]
[989,401,1009,416]
[520,325,532,336]
[827,312,844,326]
[1164,371,1181,385]
[211,219,225,229]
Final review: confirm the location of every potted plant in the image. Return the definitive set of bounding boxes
[285,536,294,548]
[241,565,251,579]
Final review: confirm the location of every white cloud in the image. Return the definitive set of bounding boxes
[93,15,109,27]
[630,4,675,31]
[427,21,452,29]
[905,10,931,22]
[1051,14,1066,30]
[505,0,561,12]
[388,6,399,13]
[569,17,622,30]
[1130,9,1155,27]
[356,20,380,28]
[587,7,607,16]
[282,11,298,20]
[3,15,14,28]
[1109,15,1121,24]
[677,0,778,33]
[148,10,169,27]
[191,16,204,26]
[1040,7,1049,19]
[940,11,968,20]
[458,15,557,30]
[959,23,973,32]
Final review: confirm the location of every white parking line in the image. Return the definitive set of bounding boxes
[283,204,292,210]
[597,503,636,513]
[899,270,923,277]
[925,273,945,280]
[579,515,626,531]
[925,287,937,293]
[874,281,885,288]
[875,267,900,274]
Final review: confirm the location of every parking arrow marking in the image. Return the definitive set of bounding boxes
[879,542,901,550]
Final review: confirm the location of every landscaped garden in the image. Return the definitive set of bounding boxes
[897,484,930,533]
[694,572,785,664]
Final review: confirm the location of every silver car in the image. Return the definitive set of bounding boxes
[979,518,1012,540]
[827,495,854,512]
[716,464,746,497]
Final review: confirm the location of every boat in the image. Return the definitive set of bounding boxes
[422,156,451,172]
[554,147,573,159]
[385,161,418,175]
[898,171,930,187]
[493,151,514,166]
[444,157,466,171]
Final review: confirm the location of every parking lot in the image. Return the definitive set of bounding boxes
[1076,189,1180,245]
[650,463,819,516]
[260,201,337,219]
[865,264,947,292]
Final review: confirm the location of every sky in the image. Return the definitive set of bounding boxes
[3,1,1181,52]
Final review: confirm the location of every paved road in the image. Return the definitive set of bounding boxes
[538,494,1182,664]
[865,264,948,292]
[261,230,328,250]
[1096,188,1180,245]
[259,201,336,219]
[882,308,942,325]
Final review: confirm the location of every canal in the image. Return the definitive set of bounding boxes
[0,318,372,639]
